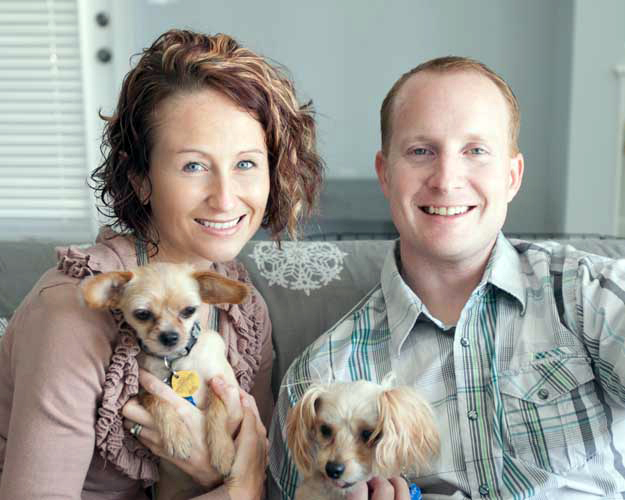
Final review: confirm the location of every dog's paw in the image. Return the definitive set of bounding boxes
[206,423,235,475]
[161,418,193,460]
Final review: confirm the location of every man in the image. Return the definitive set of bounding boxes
[269,57,625,499]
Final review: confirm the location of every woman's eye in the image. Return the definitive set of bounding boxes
[183,162,205,173]
[236,160,256,170]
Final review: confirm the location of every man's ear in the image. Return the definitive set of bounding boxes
[129,172,151,205]
[506,153,524,203]
[375,150,391,199]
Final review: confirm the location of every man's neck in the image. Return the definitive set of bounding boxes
[399,242,495,326]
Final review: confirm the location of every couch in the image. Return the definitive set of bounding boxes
[1,233,625,396]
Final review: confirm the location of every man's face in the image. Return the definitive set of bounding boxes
[375,70,523,268]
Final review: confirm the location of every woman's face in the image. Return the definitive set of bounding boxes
[139,89,270,265]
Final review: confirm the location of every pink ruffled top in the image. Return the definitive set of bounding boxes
[56,228,270,485]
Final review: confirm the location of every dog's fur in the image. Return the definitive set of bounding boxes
[82,262,248,500]
[286,380,439,500]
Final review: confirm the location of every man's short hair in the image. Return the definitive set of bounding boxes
[380,56,520,156]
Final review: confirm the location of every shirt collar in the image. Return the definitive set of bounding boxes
[481,233,527,313]
[381,234,527,356]
[381,240,425,357]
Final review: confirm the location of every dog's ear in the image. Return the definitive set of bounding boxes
[286,384,325,477]
[193,271,249,305]
[81,271,133,309]
[374,386,439,476]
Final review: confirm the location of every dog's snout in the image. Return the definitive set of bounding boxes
[325,461,345,479]
[158,330,180,347]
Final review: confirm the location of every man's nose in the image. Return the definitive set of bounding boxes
[427,154,464,192]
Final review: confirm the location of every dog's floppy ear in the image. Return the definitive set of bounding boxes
[193,271,249,305]
[81,271,133,310]
[374,386,439,476]
[286,384,325,477]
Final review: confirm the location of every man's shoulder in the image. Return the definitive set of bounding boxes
[508,237,616,271]
[283,283,390,397]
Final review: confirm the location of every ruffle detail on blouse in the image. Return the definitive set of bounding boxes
[94,313,159,484]
[215,261,264,393]
[56,246,101,279]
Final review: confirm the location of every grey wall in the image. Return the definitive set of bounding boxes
[111,0,619,235]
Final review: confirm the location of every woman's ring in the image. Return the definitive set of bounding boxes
[130,423,143,438]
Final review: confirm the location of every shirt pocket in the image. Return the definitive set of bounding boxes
[499,355,608,474]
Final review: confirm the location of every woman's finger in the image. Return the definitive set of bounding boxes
[122,419,163,449]
[345,481,368,499]
[388,476,411,500]
[121,397,153,422]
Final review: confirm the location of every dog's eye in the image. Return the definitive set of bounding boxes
[180,306,197,319]
[319,424,333,439]
[361,429,374,443]
[133,309,153,322]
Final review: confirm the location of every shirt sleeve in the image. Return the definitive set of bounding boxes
[268,365,300,500]
[567,255,625,404]
[0,279,117,498]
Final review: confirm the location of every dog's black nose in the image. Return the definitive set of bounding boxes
[325,462,345,479]
[158,331,179,347]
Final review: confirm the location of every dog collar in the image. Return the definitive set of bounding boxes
[136,320,201,364]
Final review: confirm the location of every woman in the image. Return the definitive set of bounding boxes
[0,29,323,499]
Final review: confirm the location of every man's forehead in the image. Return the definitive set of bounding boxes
[391,69,511,139]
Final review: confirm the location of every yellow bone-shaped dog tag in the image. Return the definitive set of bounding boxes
[171,370,200,398]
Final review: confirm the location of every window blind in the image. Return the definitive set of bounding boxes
[0,0,94,242]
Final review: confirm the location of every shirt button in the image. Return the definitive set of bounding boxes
[467,410,478,420]
[460,338,470,347]
[479,484,489,496]
[537,388,550,400]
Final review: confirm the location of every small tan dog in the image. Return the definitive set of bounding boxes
[286,380,439,500]
[82,262,248,497]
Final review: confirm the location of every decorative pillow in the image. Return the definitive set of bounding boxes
[239,239,394,395]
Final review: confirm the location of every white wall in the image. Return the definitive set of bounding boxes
[564,0,625,235]
[102,0,622,235]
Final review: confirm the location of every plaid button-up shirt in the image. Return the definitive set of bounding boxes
[269,235,625,499]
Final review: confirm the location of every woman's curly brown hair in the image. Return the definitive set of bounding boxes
[91,29,324,248]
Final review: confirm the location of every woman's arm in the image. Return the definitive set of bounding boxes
[0,281,128,498]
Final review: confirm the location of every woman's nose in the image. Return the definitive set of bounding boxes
[207,175,236,211]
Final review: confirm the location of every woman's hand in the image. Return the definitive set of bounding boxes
[346,476,411,500]
[224,406,269,500]
[122,369,266,491]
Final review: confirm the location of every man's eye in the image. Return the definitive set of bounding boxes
[468,147,487,155]
[320,424,333,438]
[411,148,430,156]
[133,309,153,322]
[183,162,205,172]
[180,306,197,319]
[236,160,256,170]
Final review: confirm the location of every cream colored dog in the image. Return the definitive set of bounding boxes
[287,380,439,500]
[82,262,248,499]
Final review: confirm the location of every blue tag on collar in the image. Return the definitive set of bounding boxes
[183,395,197,407]
[409,482,421,500]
